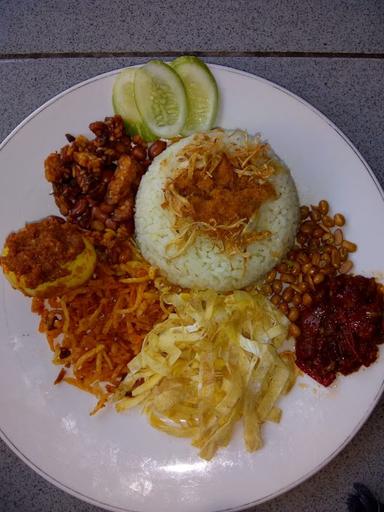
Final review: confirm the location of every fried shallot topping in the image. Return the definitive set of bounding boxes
[163,131,280,255]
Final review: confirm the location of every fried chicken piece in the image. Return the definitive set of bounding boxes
[106,155,143,205]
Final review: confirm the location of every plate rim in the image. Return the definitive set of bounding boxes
[0,63,383,512]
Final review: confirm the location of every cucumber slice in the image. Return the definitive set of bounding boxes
[134,60,188,139]
[112,68,156,141]
[170,56,219,136]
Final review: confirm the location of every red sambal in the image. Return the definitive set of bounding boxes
[295,274,384,386]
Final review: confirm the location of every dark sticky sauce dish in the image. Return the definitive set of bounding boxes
[295,274,384,386]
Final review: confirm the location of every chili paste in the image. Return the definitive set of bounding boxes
[172,153,276,228]
[295,274,384,386]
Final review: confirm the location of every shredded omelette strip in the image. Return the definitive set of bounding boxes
[115,289,297,460]
[32,250,167,415]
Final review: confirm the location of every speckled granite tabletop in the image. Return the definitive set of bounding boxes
[1,1,384,511]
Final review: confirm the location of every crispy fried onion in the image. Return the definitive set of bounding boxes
[165,217,271,259]
[172,130,280,181]
[163,130,279,257]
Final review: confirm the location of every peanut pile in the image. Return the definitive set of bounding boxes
[261,200,357,337]
[44,115,166,236]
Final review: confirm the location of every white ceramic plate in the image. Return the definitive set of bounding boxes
[0,64,383,512]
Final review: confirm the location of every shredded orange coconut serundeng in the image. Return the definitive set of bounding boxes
[31,253,167,415]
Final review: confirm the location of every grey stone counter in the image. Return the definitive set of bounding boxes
[1,0,384,53]
[1,1,384,511]
[1,57,383,184]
